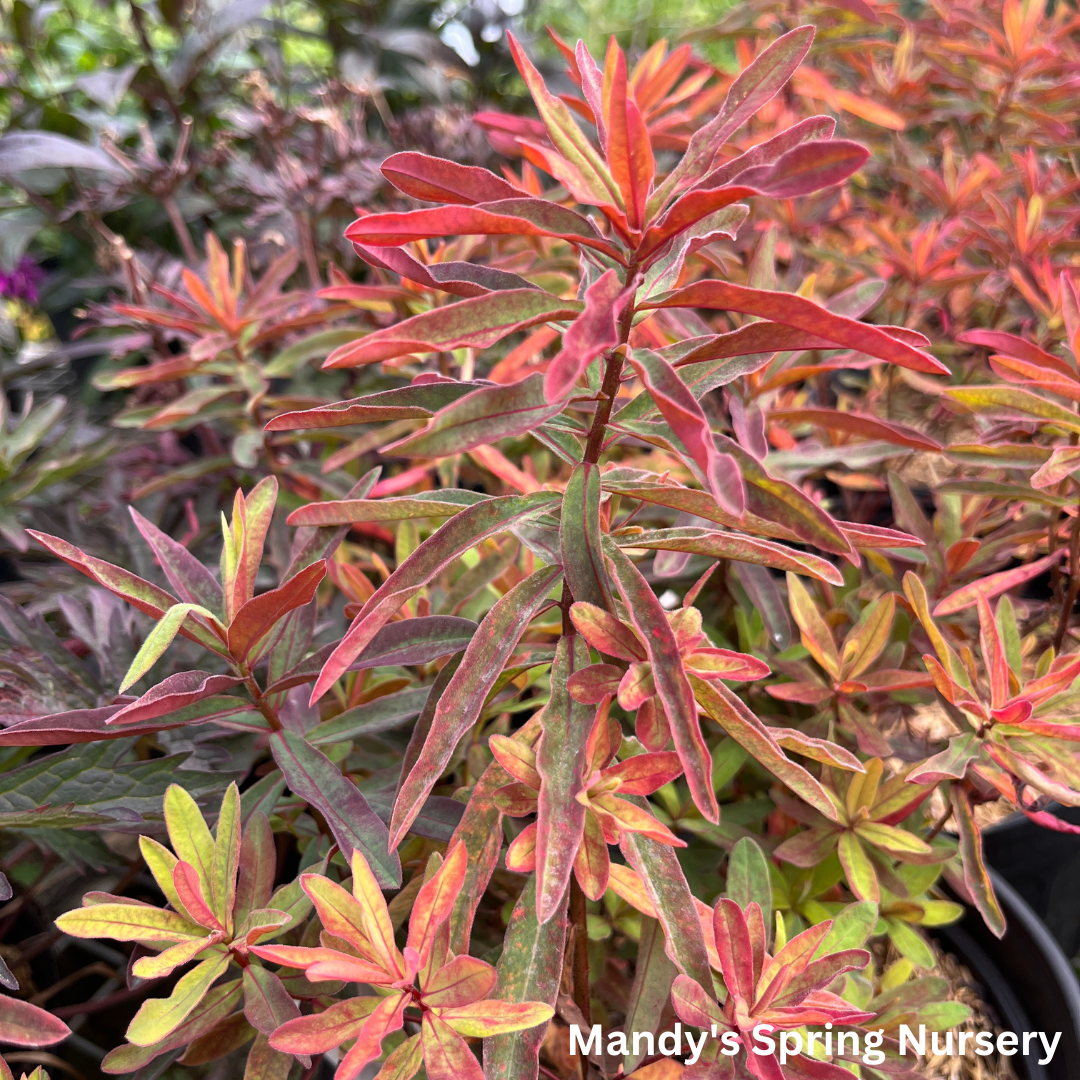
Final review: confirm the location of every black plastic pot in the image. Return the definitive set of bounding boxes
[928,870,1080,1080]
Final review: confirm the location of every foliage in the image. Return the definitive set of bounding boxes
[6,4,1080,1080]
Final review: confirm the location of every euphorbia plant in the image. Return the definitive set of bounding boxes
[31,17,1080,1080]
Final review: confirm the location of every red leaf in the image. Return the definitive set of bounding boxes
[535,636,597,921]
[627,349,745,515]
[567,663,623,703]
[108,670,242,725]
[352,243,538,298]
[604,752,683,795]
[344,199,622,261]
[769,408,941,451]
[544,270,629,402]
[643,280,949,375]
[605,541,718,823]
[227,561,326,662]
[933,548,1066,615]
[390,565,561,848]
[732,138,868,198]
[603,39,654,229]
[383,374,564,458]
[381,152,523,205]
[0,996,72,1047]
[310,492,559,702]
[173,861,223,930]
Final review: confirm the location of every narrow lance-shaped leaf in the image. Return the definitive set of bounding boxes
[603,37,654,229]
[323,290,582,368]
[354,243,540,297]
[483,872,568,1080]
[951,785,1005,939]
[560,462,613,611]
[620,528,844,585]
[311,492,561,702]
[508,31,621,208]
[621,915,678,1073]
[120,603,220,693]
[383,374,563,458]
[689,675,841,822]
[344,199,622,261]
[725,837,772,933]
[271,729,400,887]
[604,538,718,822]
[127,952,232,1046]
[628,349,745,515]
[650,25,815,208]
[769,408,941,452]
[643,280,949,375]
[28,530,227,655]
[619,816,712,989]
[545,270,628,402]
[227,561,326,662]
[381,151,524,205]
[390,565,562,849]
[129,507,224,617]
[535,635,594,922]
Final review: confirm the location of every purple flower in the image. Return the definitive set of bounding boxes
[0,257,45,305]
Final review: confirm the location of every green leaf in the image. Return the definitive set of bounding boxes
[390,564,562,849]
[838,831,879,903]
[622,915,678,1073]
[814,900,878,957]
[726,837,772,932]
[120,603,219,693]
[886,916,936,969]
[944,385,1080,432]
[127,952,232,1046]
[535,635,594,922]
[55,903,206,942]
[263,329,365,377]
[211,783,241,933]
[0,739,226,823]
[383,373,563,458]
[165,784,217,903]
[312,491,561,701]
[270,730,400,888]
[482,871,568,1080]
[560,462,614,611]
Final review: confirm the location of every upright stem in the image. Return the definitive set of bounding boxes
[569,875,592,1027]
[240,669,283,732]
[583,266,639,466]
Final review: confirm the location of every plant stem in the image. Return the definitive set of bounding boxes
[582,267,639,465]
[926,801,954,842]
[569,875,592,1028]
[240,670,283,732]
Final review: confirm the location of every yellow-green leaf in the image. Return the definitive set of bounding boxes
[212,783,242,934]
[55,903,205,943]
[120,604,219,693]
[127,952,232,1046]
[165,784,216,903]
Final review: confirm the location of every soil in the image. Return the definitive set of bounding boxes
[920,940,1020,1080]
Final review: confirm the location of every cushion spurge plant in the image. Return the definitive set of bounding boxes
[22,13,1080,1080]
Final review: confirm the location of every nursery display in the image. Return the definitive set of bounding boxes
[3,1,1080,1079]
